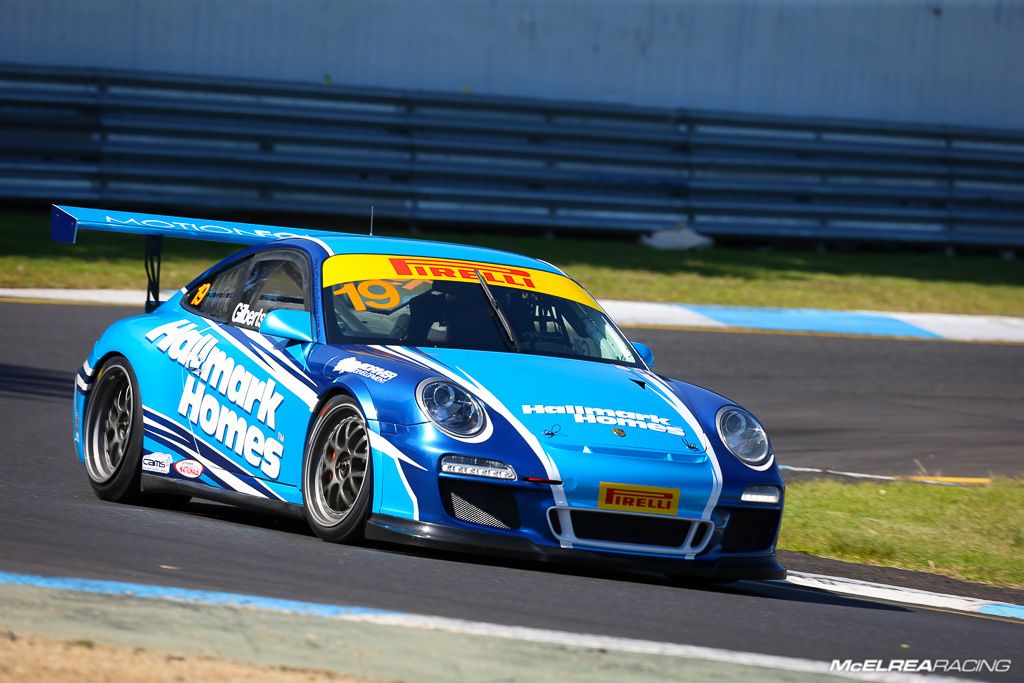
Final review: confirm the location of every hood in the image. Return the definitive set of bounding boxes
[419,348,709,461]
[342,345,722,522]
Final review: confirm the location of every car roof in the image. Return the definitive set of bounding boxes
[307,234,566,276]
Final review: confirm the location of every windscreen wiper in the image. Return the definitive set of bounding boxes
[474,270,522,353]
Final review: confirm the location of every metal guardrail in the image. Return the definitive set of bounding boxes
[2,63,1023,246]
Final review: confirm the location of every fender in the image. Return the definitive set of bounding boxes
[74,308,179,463]
[666,378,784,490]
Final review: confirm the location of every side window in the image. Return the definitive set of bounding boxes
[233,255,308,330]
[185,258,250,322]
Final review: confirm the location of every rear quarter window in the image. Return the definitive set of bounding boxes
[184,257,250,322]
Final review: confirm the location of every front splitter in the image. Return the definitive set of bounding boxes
[364,514,787,581]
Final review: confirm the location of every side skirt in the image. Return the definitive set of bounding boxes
[141,474,304,519]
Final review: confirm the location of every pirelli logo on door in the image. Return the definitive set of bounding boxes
[598,482,680,516]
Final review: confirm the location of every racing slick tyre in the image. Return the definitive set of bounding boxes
[82,356,147,503]
[82,356,189,507]
[302,395,374,543]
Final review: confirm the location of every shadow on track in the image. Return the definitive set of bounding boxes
[148,496,910,617]
[361,539,912,614]
[0,363,72,401]
[150,498,316,537]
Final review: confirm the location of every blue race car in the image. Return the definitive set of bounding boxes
[57,205,785,581]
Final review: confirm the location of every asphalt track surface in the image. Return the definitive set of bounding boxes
[630,326,1024,478]
[0,302,1020,679]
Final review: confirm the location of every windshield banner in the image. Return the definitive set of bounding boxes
[322,254,600,310]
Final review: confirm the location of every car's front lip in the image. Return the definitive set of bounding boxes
[545,505,716,557]
[365,513,787,580]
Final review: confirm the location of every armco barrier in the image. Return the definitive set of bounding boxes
[2,64,1023,246]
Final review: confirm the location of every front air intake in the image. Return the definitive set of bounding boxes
[440,479,520,530]
[720,508,782,553]
[546,507,714,555]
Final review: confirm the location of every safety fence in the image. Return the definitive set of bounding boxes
[2,64,1023,246]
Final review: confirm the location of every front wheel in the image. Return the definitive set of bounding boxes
[302,395,374,543]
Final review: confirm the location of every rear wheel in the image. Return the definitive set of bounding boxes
[302,395,374,543]
[82,356,189,507]
[83,357,145,502]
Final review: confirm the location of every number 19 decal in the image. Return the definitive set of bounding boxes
[334,280,400,311]
[191,283,211,306]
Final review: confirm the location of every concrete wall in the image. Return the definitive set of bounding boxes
[2,0,1022,129]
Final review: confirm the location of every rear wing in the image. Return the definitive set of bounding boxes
[51,205,343,246]
[51,205,345,311]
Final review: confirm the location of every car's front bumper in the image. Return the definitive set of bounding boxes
[365,513,787,581]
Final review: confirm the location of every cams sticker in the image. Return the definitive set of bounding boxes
[141,452,172,474]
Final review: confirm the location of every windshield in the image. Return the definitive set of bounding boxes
[321,254,639,367]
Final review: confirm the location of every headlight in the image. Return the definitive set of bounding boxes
[716,407,771,466]
[418,380,487,437]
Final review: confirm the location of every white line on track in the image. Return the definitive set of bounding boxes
[781,572,1024,620]
[0,570,970,683]
[778,465,992,486]
[344,612,967,682]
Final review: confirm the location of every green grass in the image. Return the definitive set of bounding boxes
[2,210,1023,315]
[779,478,1024,588]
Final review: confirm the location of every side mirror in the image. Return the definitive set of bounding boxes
[631,341,655,368]
[260,309,313,343]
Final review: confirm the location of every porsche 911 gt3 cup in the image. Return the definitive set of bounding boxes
[57,204,785,581]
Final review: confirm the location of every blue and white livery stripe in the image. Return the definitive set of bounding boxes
[376,345,571,509]
[75,360,94,392]
[143,422,259,497]
[291,235,335,257]
[368,431,423,521]
[143,409,273,499]
[206,322,318,410]
[639,371,724,522]
[236,328,318,391]
[142,405,286,501]
[366,431,426,473]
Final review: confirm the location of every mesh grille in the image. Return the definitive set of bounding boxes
[441,479,520,530]
[450,491,511,529]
